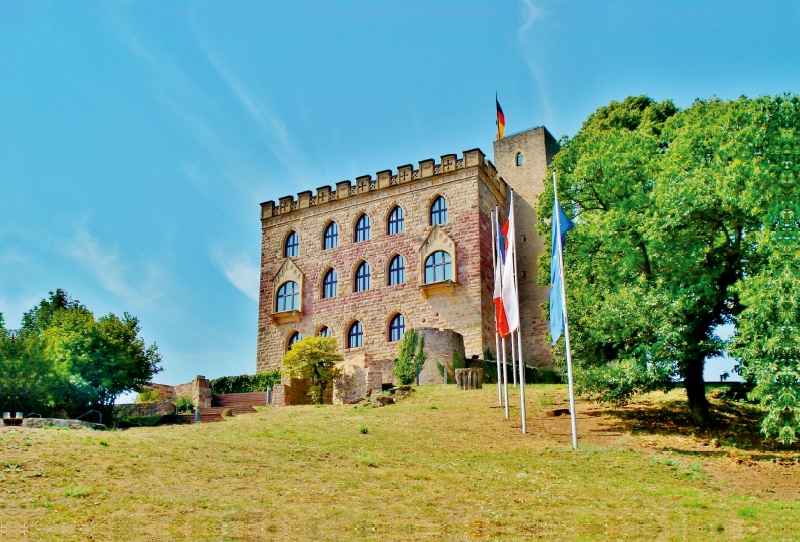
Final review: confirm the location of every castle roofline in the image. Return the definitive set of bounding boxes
[497,125,558,142]
[260,148,506,221]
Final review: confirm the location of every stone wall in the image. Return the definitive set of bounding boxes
[417,328,465,385]
[152,375,211,408]
[146,383,175,403]
[170,376,211,407]
[257,150,508,378]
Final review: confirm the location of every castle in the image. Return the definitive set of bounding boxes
[256,127,559,404]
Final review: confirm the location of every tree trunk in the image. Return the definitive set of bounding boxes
[683,360,711,426]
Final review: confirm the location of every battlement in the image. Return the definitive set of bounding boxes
[260,148,505,220]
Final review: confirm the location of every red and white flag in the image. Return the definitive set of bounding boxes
[500,196,520,334]
[493,257,510,337]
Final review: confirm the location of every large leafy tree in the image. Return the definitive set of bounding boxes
[539,95,772,425]
[3,289,163,417]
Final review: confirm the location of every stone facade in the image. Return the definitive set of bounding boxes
[257,127,557,401]
[493,127,560,368]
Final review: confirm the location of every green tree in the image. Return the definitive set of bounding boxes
[0,333,70,415]
[7,290,163,417]
[281,336,343,404]
[539,95,770,425]
[394,329,426,385]
[728,96,800,444]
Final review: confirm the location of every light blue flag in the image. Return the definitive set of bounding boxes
[549,201,574,345]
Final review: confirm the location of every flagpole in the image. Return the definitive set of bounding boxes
[491,209,502,406]
[501,337,509,419]
[509,191,527,433]
[553,171,578,450]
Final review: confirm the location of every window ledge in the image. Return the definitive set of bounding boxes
[419,280,456,298]
[271,310,303,324]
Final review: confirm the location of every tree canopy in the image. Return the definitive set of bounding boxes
[539,95,797,440]
[0,289,162,417]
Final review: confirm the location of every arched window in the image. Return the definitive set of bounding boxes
[285,231,299,257]
[318,326,332,338]
[355,261,370,292]
[287,331,302,350]
[355,214,370,242]
[276,281,300,312]
[388,255,405,286]
[430,196,448,225]
[516,152,524,167]
[348,321,363,348]
[387,206,404,235]
[322,269,338,298]
[323,222,339,250]
[389,314,405,342]
[424,251,452,284]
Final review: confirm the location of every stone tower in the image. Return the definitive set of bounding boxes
[493,127,560,367]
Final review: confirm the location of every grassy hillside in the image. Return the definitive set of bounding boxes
[1,385,798,541]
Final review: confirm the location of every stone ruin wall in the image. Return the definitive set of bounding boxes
[417,328,466,385]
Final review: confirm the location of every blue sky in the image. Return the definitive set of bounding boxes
[2,1,797,388]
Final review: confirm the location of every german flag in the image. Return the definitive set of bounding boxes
[496,94,505,140]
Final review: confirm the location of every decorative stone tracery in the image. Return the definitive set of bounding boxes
[418,225,457,297]
[271,258,305,323]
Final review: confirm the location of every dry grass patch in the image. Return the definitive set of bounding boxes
[0,385,798,541]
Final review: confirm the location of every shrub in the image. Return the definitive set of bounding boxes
[394,329,426,385]
[135,388,160,403]
[175,395,194,413]
[281,337,343,404]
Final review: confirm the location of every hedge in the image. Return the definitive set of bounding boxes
[209,371,281,394]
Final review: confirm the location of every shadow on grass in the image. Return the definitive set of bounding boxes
[594,388,799,453]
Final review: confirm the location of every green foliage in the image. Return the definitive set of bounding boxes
[394,329,426,385]
[281,336,343,404]
[209,371,281,394]
[540,94,800,439]
[539,95,771,425]
[0,289,162,417]
[136,389,160,403]
[175,395,194,413]
[727,95,800,445]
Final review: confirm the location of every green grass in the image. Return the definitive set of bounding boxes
[0,385,798,541]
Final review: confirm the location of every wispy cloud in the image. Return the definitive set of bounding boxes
[517,0,552,124]
[194,37,310,185]
[211,249,260,302]
[108,13,273,205]
[64,227,165,309]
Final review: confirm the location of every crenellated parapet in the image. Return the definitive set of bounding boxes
[260,148,505,220]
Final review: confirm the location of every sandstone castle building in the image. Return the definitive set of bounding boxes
[257,127,559,404]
